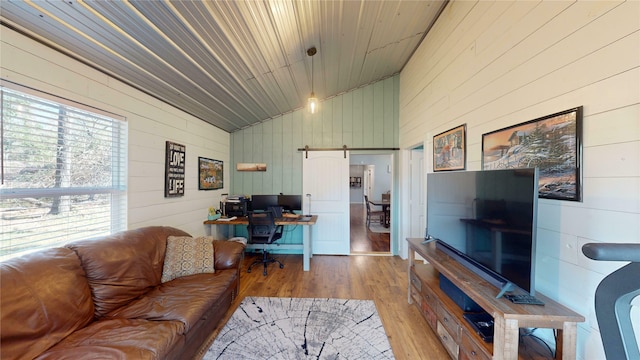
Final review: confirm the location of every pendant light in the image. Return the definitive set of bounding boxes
[307,47,318,114]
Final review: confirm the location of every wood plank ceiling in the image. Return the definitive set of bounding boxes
[1,0,446,132]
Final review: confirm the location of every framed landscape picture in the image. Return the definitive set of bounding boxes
[198,157,223,190]
[482,106,583,201]
[433,124,466,172]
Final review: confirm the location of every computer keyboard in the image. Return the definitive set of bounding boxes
[504,294,545,306]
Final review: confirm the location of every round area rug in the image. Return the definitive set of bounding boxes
[203,296,395,360]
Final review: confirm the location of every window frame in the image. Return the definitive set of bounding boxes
[1,80,127,260]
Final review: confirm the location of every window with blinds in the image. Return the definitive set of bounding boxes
[1,84,127,260]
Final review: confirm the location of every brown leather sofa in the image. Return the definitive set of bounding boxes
[1,226,245,360]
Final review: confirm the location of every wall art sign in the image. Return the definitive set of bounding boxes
[433,124,466,172]
[482,106,583,201]
[165,141,185,197]
[199,157,223,190]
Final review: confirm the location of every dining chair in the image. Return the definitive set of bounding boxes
[364,195,385,227]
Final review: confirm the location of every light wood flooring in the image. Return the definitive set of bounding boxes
[207,254,450,360]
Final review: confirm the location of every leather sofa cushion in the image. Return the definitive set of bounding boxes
[66,226,190,318]
[213,240,247,270]
[34,318,184,360]
[105,269,237,332]
[1,248,94,360]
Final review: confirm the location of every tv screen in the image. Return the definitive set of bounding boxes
[426,168,538,296]
[278,195,302,212]
[250,195,279,211]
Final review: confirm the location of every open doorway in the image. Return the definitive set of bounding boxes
[349,154,392,254]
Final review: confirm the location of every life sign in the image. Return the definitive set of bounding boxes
[165,141,186,197]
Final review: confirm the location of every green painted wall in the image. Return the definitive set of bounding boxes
[230,75,399,248]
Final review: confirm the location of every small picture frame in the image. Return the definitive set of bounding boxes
[482,106,583,201]
[198,157,223,190]
[433,124,466,172]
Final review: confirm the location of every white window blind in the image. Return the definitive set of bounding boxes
[1,84,127,260]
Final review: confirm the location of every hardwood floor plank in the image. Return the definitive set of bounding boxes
[205,254,450,360]
[350,203,390,253]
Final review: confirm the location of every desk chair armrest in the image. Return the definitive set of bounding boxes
[582,243,640,263]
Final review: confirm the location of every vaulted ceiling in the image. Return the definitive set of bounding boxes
[1,0,447,132]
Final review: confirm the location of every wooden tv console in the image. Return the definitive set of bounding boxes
[407,238,584,360]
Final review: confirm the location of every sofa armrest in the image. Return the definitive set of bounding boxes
[212,240,245,270]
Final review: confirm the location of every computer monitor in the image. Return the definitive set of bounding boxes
[278,195,302,213]
[250,195,279,211]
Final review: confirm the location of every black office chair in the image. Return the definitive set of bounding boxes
[364,195,384,227]
[246,210,284,276]
[582,242,640,360]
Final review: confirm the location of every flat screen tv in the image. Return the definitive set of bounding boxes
[426,168,539,296]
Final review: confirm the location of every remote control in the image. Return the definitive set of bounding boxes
[504,294,545,306]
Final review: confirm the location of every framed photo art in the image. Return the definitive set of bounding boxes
[433,124,466,171]
[198,157,223,190]
[482,106,583,201]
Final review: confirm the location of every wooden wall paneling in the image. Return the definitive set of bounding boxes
[383,77,396,148]
[242,130,254,194]
[372,81,385,146]
[263,120,276,194]
[341,91,354,147]
[321,98,334,146]
[351,87,364,147]
[281,143,294,195]
[229,76,399,225]
[400,0,477,106]
[311,106,323,147]
[332,94,344,147]
[399,2,639,357]
[271,116,284,194]
[362,85,375,147]
[291,112,304,195]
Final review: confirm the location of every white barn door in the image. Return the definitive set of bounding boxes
[302,151,350,255]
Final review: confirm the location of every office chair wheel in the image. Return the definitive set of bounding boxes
[247,268,252,273]
[279,264,284,269]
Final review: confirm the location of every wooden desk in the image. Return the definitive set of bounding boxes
[368,199,390,227]
[204,215,318,271]
[407,238,584,360]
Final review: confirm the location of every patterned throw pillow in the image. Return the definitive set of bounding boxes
[161,236,214,283]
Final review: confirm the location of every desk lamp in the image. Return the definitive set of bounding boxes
[305,194,312,216]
